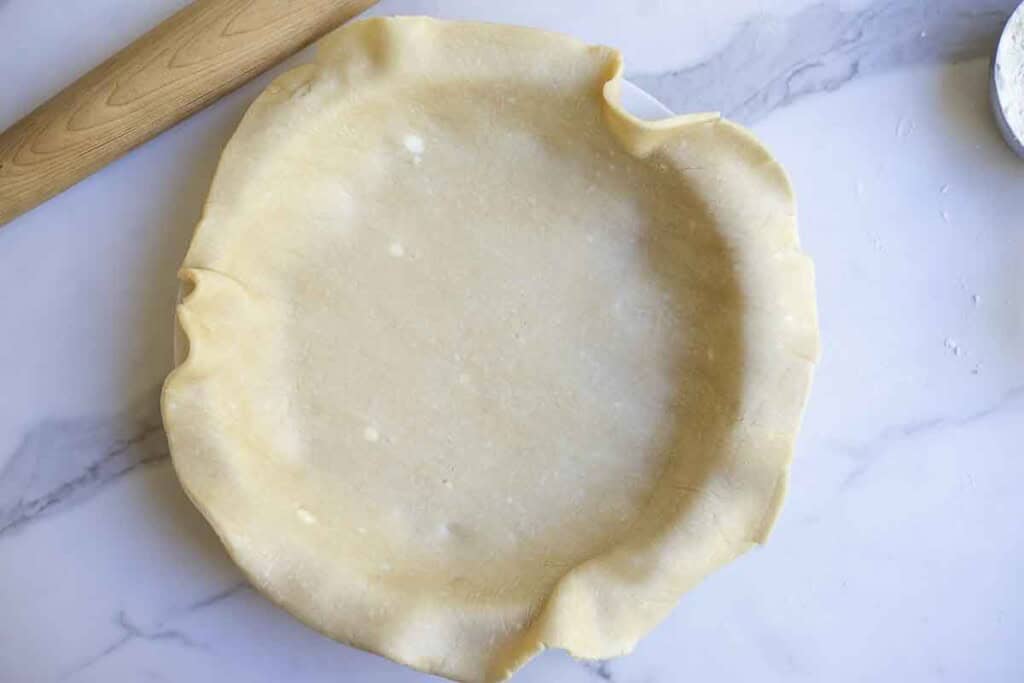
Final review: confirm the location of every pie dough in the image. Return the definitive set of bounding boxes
[162,17,818,683]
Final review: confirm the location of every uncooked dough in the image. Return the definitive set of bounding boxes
[162,17,818,683]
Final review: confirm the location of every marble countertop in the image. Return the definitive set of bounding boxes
[2,1,1023,681]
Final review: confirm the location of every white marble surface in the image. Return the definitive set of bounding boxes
[2,1,1023,681]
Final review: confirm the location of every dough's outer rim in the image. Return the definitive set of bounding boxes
[162,16,819,683]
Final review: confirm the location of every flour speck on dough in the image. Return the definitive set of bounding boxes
[389,242,405,257]
[363,425,380,442]
[403,134,425,154]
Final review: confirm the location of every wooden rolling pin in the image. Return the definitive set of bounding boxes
[0,0,376,227]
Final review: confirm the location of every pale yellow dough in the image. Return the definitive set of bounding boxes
[162,16,818,683]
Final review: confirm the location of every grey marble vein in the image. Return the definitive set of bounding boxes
[60,581,247,680]
[178,581,249,614]
[838,382,1024,489]
[60,610,205,680]
[632,0,1018,122]
[580,659,615,681]
[0,385,167,537]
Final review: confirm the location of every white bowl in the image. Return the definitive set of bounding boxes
[992,1,1024,159]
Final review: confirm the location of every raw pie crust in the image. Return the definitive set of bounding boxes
[162,17,818,683]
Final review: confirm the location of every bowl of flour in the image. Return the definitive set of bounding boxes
[993,2,1024,159]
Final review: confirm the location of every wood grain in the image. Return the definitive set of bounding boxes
[0,0,376,227]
